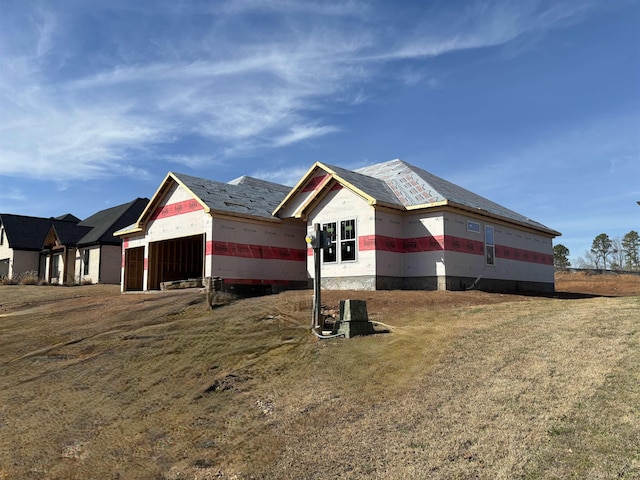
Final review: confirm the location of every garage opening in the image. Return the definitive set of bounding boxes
[147,234,204,290]
[124,246,145,291]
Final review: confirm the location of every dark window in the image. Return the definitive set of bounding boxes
[83,250,90,275]
[485,225,495,266]
[322,222,337,263]
[52,255,60,277]
[340,219,356,261]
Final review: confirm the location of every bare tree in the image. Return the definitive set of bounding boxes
[609,238,625,271]
[574,250,596,269]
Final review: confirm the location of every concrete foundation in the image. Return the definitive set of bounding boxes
[320,275,554,294]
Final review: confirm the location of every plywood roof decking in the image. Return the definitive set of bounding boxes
[172,172,291,221]
[274,158,560,237]
[320,163,402,207]
[355,159,558,235]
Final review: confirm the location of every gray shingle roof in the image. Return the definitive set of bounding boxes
[1,199,149,251]
[0,214,80,251]
[350,159,558,234]
[323,163,403,207]
[77,198,149,246]
[173,172,290,220]
[47,223,92,246]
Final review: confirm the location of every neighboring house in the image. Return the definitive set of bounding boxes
[0,213,80,280]
[274,159,561,292]
[41,198,149,285]
[115,173,307,292]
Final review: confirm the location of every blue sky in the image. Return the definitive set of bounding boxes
[1,0,638,262]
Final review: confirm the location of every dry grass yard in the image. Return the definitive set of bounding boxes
[0,272,638,479]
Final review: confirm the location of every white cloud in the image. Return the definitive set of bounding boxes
[0,188,26,202]
[251,165,312,187]
[161,154,220,169]
[0,0,602,182]
[272,124,341,148]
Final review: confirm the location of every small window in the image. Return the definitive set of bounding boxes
[83,250,90,275]
[485,225,495,266]
[52,255,60,277]
[340,219,357,261]
[467,221,480,233]
[0,227,4,245]
[322,222,337,263]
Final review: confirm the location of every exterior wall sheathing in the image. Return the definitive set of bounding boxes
[305,187,377,289]
[305,193,555,293]
[121,181,307,292]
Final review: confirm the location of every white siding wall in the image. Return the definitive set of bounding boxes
[75,246,101,284]
[443,212,555,284]
[211,217,306,283]
[306,187,375,279]
[144,184,208,243]
[372,210,403,277]
[278,173,329,218]
[402,212,445,278]
[0,232,12,277]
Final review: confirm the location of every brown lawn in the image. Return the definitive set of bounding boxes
[0,272,638,479]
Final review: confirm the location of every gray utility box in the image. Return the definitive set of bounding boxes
[335,299,376,338]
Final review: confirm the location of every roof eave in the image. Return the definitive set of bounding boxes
[273,162,323,216]
[114,226,144,237]
[209,209,282,224]
[441,201,561,237]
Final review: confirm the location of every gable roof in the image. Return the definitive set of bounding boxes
[77,198,149,246]
[0,214,80,251]
[1,199,149,251]
[173,172,290,220]
[116,172,291,236]
[44,223,92,248]
[275,159,560,236]
[54,213,82,223]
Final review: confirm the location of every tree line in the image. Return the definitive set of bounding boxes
[554,231,640,272]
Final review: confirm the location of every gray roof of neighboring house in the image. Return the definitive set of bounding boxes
[173,172,291,220]
[0,214,80,251]
[47,223,92,246]
[77,198,149,246]
[54,213,82,223]
[350,159,557,234]
[1,199,150,251]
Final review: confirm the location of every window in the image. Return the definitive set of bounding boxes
[0,227,4,245]
[322,222,337,263]
[83,249,90,275]
[340,219,357,261]
[485,225,495,266]
[52,255,60,277]
[467,221,480,233]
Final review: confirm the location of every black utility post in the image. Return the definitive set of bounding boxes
[306,223,326,332]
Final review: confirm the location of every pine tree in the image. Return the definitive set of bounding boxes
[621,230,640,270]
[553,244,571,271]
[590,233,612,270]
